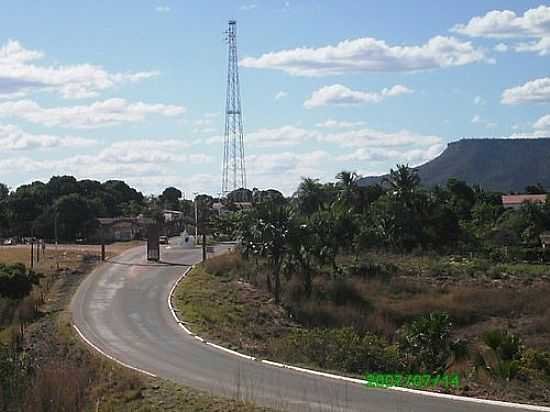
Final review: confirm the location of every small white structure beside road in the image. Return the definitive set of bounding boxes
[176,230,194,249]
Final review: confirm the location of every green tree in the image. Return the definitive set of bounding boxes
[294,178,326,215]
[0,263,40,300]
[251,204,290,303]
[335,171,359,208]
[384,164,420,200]
[161,187,183,209]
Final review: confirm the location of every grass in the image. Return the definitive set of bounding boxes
[173,254,293,356]
[0,242,276,412]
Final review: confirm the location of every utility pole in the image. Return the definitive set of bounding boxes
[30,237,34,269]
[193,192,199,242]
[222,20,246,195]
[100,225,105,261]
[54,211,59,270]
[202,234,207,262]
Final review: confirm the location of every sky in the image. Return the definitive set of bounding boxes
[0,1,549,196]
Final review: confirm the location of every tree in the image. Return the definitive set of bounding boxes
[227,188,253,203]
[0,263,40,300]
[294,178,329,215]
[335,170,360,212]
[161,187,182,209]
[287,215,316,297]
[384,164,420,200]
[48,194,98,240]
[102,180,144,204]
[0,183,8,235]
[250,204,290,303]
[0,183,8,201]
[526,183,546,194]
[446,178,475,220]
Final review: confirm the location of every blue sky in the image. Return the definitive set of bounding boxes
[0,1,549,196]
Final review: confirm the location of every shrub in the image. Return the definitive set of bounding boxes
[480,329,523,381]
[0,263,41,300]
[482,329,522,361]
[272,327,402,374]
[520,349,550,380]
[399,312,453,373]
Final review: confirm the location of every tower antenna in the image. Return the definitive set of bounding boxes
[222,20,246,195]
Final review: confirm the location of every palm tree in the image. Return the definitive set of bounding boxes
[335,170,360,211]
[384,164,420,198]
[294,178,325,215]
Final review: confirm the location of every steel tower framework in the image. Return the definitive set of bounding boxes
[222,20,246,194]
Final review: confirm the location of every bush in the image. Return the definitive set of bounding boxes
[399,312,452,373]
[272,327,402,374]
[0,263,41,300]
[482,329,522,361]
[479,329,523,381]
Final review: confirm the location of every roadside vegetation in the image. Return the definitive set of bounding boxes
[0,244,274,412]
[175,166,550,406]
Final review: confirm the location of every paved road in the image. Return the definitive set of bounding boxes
[72,244,546,412]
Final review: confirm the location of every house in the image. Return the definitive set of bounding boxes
[96,217,142,242]
[162,210,186,235]
[501,194,547,210]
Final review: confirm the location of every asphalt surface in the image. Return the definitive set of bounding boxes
[71,244,546,412]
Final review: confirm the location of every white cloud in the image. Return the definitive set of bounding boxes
[471,114,496,128]
[452,6,550,55]
[320,127,442,148]
[315,119,366,129]
[247,150,329,176]
[0,98,185,128]
[338,143,445,166]
[247,125,318,146]
[515,36,550,55]
[304,84,413,108]
[275,90,288,100]
[494,43,509,52]
[240,35,489,76]
[155,6,171,13]
[235,123,441,150]
[0,139,212,192]
[98,139,198,164]
[534,114,550,131]
[0,123,95,151]
[0,40,159,99]
[193,127,217,134]
[240,3,257,11]
[452,6,550,38]
[246,150,330,194]
[473,95,485,105]
[501,77,550,104]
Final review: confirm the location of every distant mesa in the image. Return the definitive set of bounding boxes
[358,138,550,193]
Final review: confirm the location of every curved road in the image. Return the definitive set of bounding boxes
[72,244,547,412]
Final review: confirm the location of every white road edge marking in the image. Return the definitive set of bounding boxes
[72,324,157,378]
[169,264,550,412]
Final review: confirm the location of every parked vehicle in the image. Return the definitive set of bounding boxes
[159,236,169,244]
